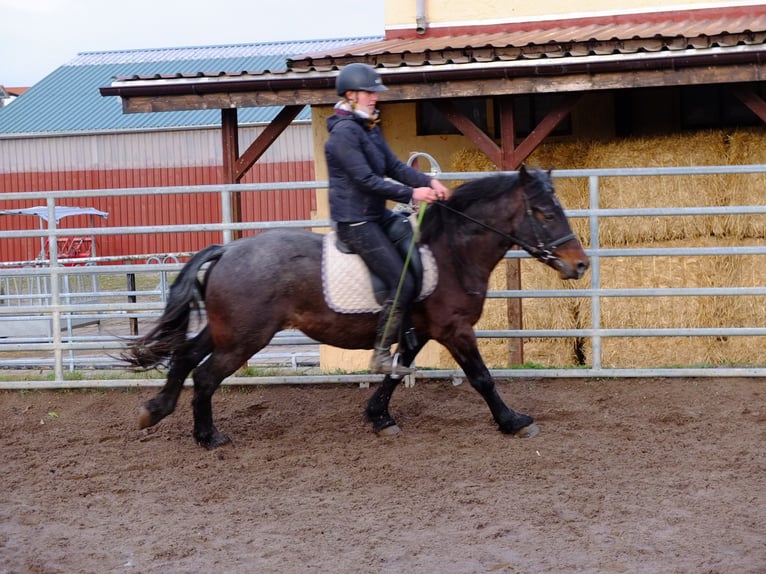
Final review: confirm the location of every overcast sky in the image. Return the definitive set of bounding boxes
[0,0,385,87]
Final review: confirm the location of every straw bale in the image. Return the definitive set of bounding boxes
[469,258,593,368]
[598,237,766,368]
[449,148,497,173]
[441,132,766,369]
[472,235,766,369]
[718,128,766,238]
[584,129,766,243]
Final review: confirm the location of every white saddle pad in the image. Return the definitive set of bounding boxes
[322,232,438,314]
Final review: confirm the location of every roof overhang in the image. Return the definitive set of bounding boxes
[99,8,766,114]
[101,44,766,114]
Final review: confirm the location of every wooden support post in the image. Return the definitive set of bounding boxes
[221,108,242,241]
[497,96,524,366]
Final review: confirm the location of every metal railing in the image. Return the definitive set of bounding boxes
[2,163,766,388]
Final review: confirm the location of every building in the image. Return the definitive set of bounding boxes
[0,38,378,262]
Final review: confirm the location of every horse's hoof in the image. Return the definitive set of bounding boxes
[138,405,152,429]
[515,423,540,438]
[377,424,401,437]
[196,431,232,450]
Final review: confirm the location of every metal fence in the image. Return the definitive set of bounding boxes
[2,164,766,389]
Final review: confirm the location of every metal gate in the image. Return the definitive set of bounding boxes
[2,165,766,389]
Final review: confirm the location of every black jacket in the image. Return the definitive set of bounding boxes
[325,111,432,223]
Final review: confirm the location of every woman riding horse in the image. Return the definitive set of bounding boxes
[325,63,450,375]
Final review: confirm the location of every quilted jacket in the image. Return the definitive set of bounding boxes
[325,110,432,223]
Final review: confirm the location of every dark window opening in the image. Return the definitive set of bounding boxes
[417,98,488,136]
[681,85,762,129]
[504,94,572,138]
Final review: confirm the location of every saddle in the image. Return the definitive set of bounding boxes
[322,216,438,314]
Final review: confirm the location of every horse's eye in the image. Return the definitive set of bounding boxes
[536,209,555,222]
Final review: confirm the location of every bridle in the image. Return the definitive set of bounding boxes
[433,190,576,265]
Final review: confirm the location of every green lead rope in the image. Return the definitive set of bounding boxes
[381,204,428,347]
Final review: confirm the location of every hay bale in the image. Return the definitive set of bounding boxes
[597,237,766,367]
[719,128,766,238]
[470,257,593,368]
[444,132,766,369]
[583,131,728,244]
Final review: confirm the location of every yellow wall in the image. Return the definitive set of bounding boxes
[385,0,760,29]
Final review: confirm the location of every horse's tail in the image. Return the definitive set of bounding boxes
[122,244,226,369]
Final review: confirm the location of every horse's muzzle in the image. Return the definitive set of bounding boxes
[552,244,590,280]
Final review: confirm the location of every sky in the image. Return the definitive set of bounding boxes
[0,0,386,87]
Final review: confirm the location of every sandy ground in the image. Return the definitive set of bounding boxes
[1,377,764,574]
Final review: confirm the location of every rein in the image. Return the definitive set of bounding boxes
[433,194,575,265]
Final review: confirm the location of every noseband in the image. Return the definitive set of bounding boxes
[433,191,575,265]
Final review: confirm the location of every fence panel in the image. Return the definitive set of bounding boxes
[2,165,766,388]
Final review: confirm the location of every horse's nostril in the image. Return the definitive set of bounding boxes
[578,261,590,274]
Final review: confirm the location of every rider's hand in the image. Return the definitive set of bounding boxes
[413,186,440,204]
[430,179,451,200]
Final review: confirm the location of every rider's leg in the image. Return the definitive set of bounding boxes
[336,218,418,375]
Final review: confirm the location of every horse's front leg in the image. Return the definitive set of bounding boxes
[365,341,425,435]
[447,333,538,437]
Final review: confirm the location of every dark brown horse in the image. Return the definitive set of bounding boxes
[124,167,589,448]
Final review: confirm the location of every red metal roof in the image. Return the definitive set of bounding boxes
[288,6,766,71]
[102,5,766,101]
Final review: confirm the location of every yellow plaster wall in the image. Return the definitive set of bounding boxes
[385,0,755,28]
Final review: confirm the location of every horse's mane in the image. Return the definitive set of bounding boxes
[421,171,557,243]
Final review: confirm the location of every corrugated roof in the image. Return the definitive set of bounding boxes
[101,7,766,102]
[0,38,380,136]
[288,9,766,71]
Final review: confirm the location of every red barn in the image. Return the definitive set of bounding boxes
[0,39,377,263]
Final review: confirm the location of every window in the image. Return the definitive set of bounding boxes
[417,98,488,136]
[505,94,572,138]
[681,85,761,129]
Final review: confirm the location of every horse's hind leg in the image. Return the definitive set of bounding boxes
[190,350,250,449]
[138,328,213,429]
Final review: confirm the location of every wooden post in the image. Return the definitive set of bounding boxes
[221,108,242,241]
[497,96,524,366]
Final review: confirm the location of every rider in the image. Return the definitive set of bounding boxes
[325,62,450,375]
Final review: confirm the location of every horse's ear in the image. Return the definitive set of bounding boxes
[519,164,529,181]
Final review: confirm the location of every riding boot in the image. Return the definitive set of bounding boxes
[370,302,415,376]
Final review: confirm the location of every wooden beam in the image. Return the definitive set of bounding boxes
[118,65,766,114]
[495,95,523,365]
[497,96,516,168]
[222,108,239,183]
[731,85,766,122]
[221,108,242,240]
[234,105,303,180]
[431,100,501,166]
[507,92,583,169]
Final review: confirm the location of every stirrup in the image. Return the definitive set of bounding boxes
[391,352,415,377]
[370,349,415,376]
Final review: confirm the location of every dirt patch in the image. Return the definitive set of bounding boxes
[1,377,764,573]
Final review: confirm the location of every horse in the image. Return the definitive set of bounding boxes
[124,166,589,449]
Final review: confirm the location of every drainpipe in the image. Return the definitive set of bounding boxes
[416,0,427,34]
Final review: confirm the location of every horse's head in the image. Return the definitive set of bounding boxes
[515,165,589,280]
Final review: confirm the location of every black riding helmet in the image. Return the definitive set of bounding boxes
[335,63,388,96]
